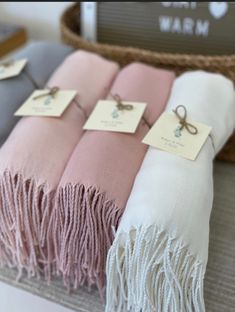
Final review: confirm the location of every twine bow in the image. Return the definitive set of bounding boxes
[111,93,151,128]
[173,105,198,135]
[111,94,134,111]
[0,59,14,68]
[33,86,60,100]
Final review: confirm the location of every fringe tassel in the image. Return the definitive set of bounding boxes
[0,170,55,279]
[106,225,205,312]
[50,184,122,294]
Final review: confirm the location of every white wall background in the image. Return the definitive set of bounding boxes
[0,2,73,41]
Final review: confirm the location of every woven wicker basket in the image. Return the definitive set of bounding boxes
[61,3,235,162]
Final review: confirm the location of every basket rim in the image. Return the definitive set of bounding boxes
[61,3,235,64]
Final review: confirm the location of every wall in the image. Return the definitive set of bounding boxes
[0,2,73,41]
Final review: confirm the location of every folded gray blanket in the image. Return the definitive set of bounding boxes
[0,41,73,145]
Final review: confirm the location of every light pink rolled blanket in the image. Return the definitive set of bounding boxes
[51,63,175,292]
[0,50,119,277]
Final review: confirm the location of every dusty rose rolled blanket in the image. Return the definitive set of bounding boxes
[51,63,175,292]
[0,50,119,277]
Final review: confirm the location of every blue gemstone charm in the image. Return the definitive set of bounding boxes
[111,109,119,119]
[44,96,52,106]
[174,126,182,138]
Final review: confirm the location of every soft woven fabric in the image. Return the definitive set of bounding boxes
[51,63,175,292]
[0,50,119,278]
[106,71,235,312]
[0,41,73,146]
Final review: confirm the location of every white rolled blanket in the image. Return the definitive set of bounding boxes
[106,71,235,312]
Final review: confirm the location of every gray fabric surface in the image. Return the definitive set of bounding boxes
[0,41,73,145]
[0,160,234,312]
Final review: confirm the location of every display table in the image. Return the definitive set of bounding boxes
[0,161,234,312]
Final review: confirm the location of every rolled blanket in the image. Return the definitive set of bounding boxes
[0,41,73,145]
[51,63,175,292]
[0,50,119,278]
[106,71,235,312]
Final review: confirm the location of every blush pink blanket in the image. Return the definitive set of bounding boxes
[50,63,175,292]
[0,50,119,277]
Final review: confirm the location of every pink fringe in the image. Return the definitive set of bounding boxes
[50,184,122,295]
[0,170,55,279]
[0,170,123,295]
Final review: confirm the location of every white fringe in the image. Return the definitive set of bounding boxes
[106,225,205,312]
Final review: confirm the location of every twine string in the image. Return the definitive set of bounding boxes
[0,59,40,88]
[173,105,216,152]
[73,97,88,119]
[23,70,40,89]
[0,59,14,68]
[111,93,151,128]
[111,93,134,111]
[32,86,88,119]
[173,105,198,135]
[33,86,60,100]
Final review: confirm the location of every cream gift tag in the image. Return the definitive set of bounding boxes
[0,59,27,80]
[14,87,77,117]
[83,97,147,133]
[143,106,212,160]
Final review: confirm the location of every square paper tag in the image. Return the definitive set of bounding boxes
[0,59,27,80]
[14,89,77,117]
[143,112,212,160]
[83,100,147,133]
